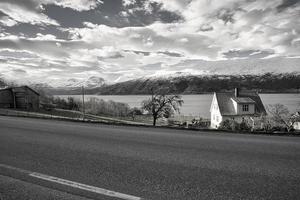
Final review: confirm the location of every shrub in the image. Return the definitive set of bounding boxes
[239,120,251,131]
[219,119,233,130]
[219,119,245,131]
[128,107,143,120]
[167,119,181,126]
[52,97,80,111]
[85,98,131,117]
[190,118,210,128]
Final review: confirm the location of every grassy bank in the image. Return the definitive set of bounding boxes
[0,108,299,136]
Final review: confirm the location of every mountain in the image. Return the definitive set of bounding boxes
[45,76,105,88]
[169,57,300,75]
[29,76,106,95]
[84,76,105,88]
[29,73,300,95]
[81,73,300,95]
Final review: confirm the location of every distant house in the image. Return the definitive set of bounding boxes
[292,112,300,131]
[210,88,266,129]
[0,86,40,111]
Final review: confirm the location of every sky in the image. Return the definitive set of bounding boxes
[0,0,299,86]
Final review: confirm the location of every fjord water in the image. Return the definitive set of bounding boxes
[57,93,300,119]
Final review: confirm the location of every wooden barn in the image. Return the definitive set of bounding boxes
[0,86,40,111]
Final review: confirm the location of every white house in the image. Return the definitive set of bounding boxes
[292,112,300,131]
[210,88,266,129]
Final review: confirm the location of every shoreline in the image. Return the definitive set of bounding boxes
[55,91,300,96]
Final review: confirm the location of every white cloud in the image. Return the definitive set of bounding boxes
[33,33,57,41]
[0,16,18,27]
[0,0,103,27]
[0,2,59,26]
[52,0,103,11]
[66,22,219,59]
[122,0,136,7]
[150,0,191,13]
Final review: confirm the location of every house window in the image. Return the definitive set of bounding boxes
[242,104,249,112]
[216,116,219,122]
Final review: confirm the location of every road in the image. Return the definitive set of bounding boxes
[0,116,300,200]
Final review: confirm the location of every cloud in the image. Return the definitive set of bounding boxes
[0,49,39,59]
[0,0,103,27]
[0,0,299,85]
[157,51,183,57]
[66,22,220,59]
[223,49,275,59]
[124,50,151,56]
[0,2,59,26]
[12,69,27,74]
[0,16,18,27]
[198,24,214,32]
[52,0,103,11]
[150,0,192,13]
[122,0,136,7]
[277,0,300,12]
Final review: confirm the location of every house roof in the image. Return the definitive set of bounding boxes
[215,91,266,116]
[231,97,255,104]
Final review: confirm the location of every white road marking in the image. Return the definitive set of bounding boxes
[0,164,143,200]
[30,172,143,200]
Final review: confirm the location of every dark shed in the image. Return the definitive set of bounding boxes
[0,86,40,111]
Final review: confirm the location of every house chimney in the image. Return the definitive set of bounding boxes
[235,88,239,97]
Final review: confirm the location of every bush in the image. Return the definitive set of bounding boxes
[219,119,245,131]
[167,119,181,126]
[85,98,131,117]
[219,119,233,130]
[239,120,251,131]
[52,97,80,111]
[128,107,143,120]
[190,118,210,128]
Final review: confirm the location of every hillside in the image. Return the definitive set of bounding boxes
[49,73,300,95]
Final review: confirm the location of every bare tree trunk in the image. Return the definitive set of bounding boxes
[153,115,157,126]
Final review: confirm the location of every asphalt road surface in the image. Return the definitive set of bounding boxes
[0,116,300,200]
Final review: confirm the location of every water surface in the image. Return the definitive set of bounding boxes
[57,93,300,118]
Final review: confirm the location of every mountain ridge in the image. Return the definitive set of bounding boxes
[41,73,300,95]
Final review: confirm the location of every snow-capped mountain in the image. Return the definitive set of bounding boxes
[84,76,106,88]
[138,57,300,81]
[141,71,210,81]
[168,57,300,75]
[37,76,106,88]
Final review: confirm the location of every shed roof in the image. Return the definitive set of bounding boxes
[215,91,266,116]
[0,86,40,96]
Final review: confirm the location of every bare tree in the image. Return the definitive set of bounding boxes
[142,92,183,126]
[267,104,295,132]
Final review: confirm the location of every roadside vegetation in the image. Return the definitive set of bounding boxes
[218,104,300,134]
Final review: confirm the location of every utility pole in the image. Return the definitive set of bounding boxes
[82,86,85,121]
